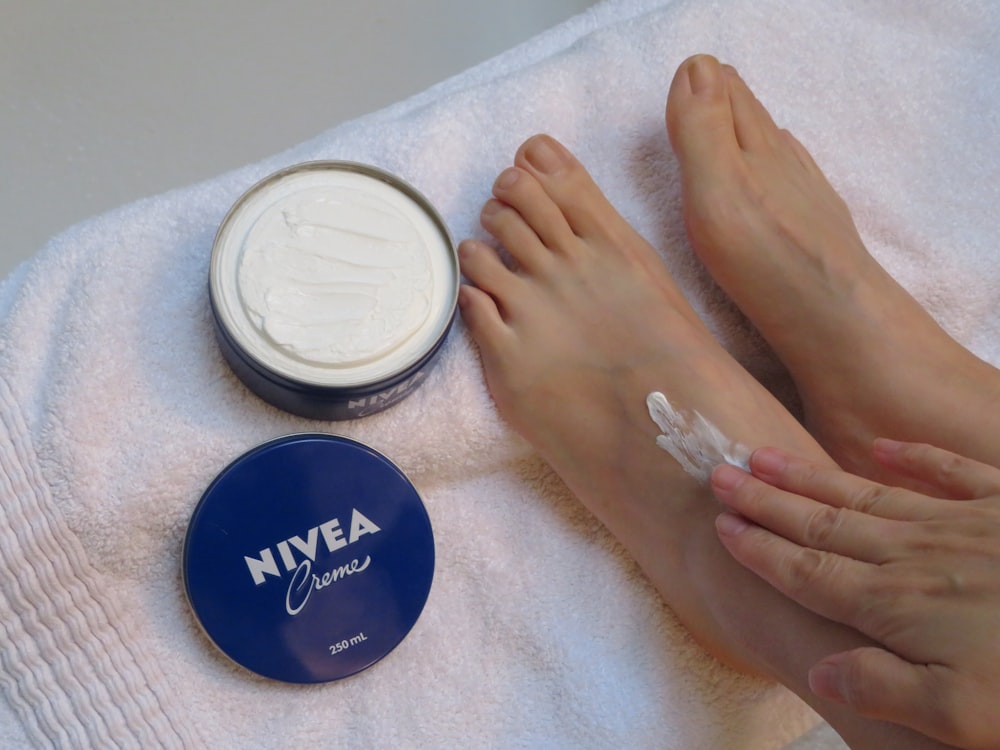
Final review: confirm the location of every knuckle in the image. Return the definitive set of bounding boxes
[788,459,824,493]
[932,451,967,487]
[802,504,847,549]
[728,474,770,518]
[781,547,835,596]
[851,482,901,514]
[741,478,773,513]
[914,565,976,599]
[857,585,913,638]
[896,440,934,469]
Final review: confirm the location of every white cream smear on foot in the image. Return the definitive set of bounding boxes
[213,167,455,386]
[646,391,751,483]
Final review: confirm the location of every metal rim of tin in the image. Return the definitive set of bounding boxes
[209,161,458,419]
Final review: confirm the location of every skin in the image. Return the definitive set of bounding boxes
[664,58,1000,484]
[712,440,1000,750]
[458,53,999,747]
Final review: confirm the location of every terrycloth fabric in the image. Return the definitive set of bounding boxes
[2,0,999,747]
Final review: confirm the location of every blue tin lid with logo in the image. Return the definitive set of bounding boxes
[183,434,435,683]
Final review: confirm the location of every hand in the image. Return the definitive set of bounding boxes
[709,439,1000,750]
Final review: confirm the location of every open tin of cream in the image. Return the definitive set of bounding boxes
[210,161,457,419]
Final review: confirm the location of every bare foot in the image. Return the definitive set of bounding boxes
[458,132,825,666]
[459,134,947,749]
[665,54,1000,480]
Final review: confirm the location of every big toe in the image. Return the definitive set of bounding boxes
[665,55,741,182]
[511,134,631,245]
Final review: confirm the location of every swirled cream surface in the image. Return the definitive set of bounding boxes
[212,165,456,387]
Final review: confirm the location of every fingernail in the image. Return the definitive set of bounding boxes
[494,168,520,191]
[711,463,749,493]
[687,55,722,96]
[808,662,846,704]
[715,512,751,537]
[524,136,567,174]
[873,437,905,462]
[750,447,787,480]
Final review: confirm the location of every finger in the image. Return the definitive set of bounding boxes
[809,649,963,748]
[712,465,895,562]
[749,447,938,522]
[715,511,874,625]
[874,438,1000,500]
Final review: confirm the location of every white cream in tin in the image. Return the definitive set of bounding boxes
[211,164,456,393]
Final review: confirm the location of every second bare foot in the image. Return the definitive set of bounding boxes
[666,54,1000,479]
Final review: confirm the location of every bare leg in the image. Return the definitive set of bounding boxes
[459,134,946,748]
[665,54,1000,481]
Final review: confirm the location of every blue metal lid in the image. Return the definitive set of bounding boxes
[183,434,434,683]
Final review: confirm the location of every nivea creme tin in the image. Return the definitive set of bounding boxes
[209,161,458,419]
[183,433,435,683]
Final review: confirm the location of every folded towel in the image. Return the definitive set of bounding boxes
[2,0,998,747]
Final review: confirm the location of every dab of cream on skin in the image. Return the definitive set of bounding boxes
[646,391,751,483]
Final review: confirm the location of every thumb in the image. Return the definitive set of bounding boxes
[809,648,947,740]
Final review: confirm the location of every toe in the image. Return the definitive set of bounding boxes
[512,134,630,244]
[665,55,741,182]
[457,238,520,301]
[457,283,511,355]
[479,198,555,272]
[721,70,836,194]
[457,240,521,371]
[490,167,576,263]
[722,65,782,153]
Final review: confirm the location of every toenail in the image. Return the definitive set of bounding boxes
[494,168,520,191]
[457,284,473,310]
[480,199,502,217]
[524,136,566,174]
[688,55,722,96]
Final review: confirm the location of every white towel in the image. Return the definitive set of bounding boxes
[2,0,999,747]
